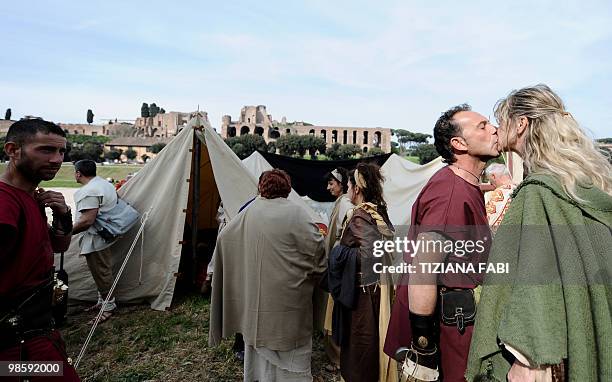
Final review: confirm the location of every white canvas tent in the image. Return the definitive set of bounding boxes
[62,116,292,310]
[380,154,445,227]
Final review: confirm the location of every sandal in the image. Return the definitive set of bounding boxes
[84,303,101,312]
[88,310,113,325]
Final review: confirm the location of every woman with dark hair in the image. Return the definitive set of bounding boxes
[325,167,352,259]
[320,167,353,370]
[328,163,398,382]
[209,169,326,381]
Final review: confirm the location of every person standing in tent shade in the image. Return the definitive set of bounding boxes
[328,163,397,382]
[384,104,498,382]
[72,159,118,323]
[319,167,352,371]
[466,85,612,381]
[209,169,326,382]
[0,119,80,381]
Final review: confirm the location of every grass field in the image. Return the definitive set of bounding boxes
[63,294,340,381]
[0,163,142,188]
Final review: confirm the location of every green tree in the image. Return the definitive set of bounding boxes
[141,103,150,118]
[393,129,432,152]
[391,141,400,155]
[230,143,246,158]
[325,143,342,160]
[67,134,110,145]
[413,143,438,164]
[301,135,326,158]
[337,144,361,159]
[125,149,137,160]
[105,149,122,161]
[149,103,160,117]
[225,134,266,159]
[0,136,7,161]
[82,142,104,161]
[5,108,11,120]
[159,108,166,114]
[267,141,277,153]
[68,147,86,162]
[86,109,94,124]
[275,135,301,156]
[150,143,167,154]
[364,147,385,157]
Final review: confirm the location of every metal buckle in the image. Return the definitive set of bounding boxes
[455,308,465,333]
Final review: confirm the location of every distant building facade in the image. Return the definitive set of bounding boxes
[59,123,108,136]
[134,111,197,138]
[220,105,392,153]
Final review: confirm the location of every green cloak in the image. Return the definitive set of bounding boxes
[466,174,611,381]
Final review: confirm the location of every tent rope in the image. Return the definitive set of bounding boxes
[139,214,145,284]
[74,206,153,369]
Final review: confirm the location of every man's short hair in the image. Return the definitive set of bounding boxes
[433,104,471,164]
[6,119,66,146]
[74,159,97,177]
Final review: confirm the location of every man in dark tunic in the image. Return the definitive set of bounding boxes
[0,119,80,381]
[384,104,499,382]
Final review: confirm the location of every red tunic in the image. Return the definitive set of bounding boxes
[384,166,491,382]
[0,182,53,297]
[0,181,80,381]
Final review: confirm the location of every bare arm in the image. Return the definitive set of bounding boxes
[72,208,98,235]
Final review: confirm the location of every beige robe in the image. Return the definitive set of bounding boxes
[209,196,326,351]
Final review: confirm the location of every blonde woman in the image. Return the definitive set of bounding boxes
[467,85,611,382]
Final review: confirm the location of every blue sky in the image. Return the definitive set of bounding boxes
[1,0,611,138]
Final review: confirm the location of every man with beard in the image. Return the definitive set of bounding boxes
[0,119,80,380]
[384,105,499,382]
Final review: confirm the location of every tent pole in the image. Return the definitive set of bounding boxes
[191,126,202,286]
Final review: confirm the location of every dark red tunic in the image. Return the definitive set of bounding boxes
[384,166,491,382]
[0,181,80,381]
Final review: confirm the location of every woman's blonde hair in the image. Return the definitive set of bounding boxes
[494,84,611,200]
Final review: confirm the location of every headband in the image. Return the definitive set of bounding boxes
[331,169,343,183]
[354,168,367,189]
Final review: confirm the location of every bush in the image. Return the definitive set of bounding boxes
[150,143,167,154]
[105,149,122,161]
[325,143,342,160]
[267,142,277,153]
[364,147,385,157]
[225,134,267,159]
[125,149,137,160]
[413,143,438,164]
[337,144,361,159]
[67,134,110,145]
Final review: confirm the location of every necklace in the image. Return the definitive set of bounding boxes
[451,165,481,184]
